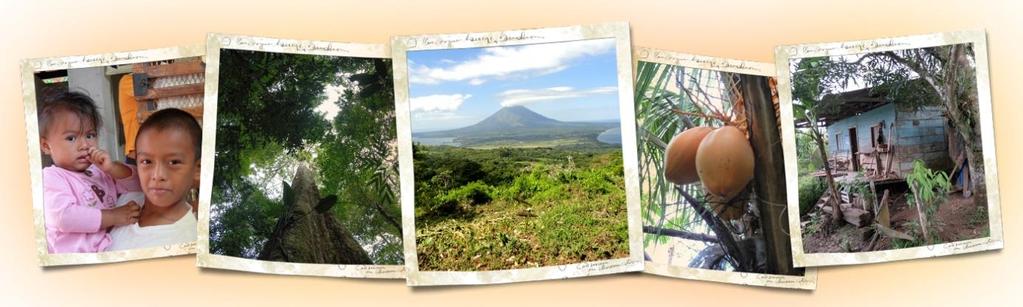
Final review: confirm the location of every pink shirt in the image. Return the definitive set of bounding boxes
[43,164,141,253]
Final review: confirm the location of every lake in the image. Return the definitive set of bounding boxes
[413,136,460,146]
[596,127,622,144]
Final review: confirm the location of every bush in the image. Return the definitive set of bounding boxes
[436,181,494,207]
[906,159,951,244]
[798,176,826,216]
[578,168,615,195]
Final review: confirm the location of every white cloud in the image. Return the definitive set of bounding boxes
[412,111,467,121]
[409,38,615,85]
[498,86,617,107]
[409,94,471,112]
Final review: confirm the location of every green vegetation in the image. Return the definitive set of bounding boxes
[791,43,987,207]
[795,132,824,176]
[802,213,825,237]
[414,145,629,271]
[843,173,877,211]
[634,62,718,249]
[891,220,927,249]
[968,205,989,232]
[209,50,402,264]
[906,159,952,244]
[464,131,613,150]
[798,176,827,216]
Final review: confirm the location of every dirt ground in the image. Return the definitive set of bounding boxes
[802,191,989,253]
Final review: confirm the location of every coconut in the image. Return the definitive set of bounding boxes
[695,125,755,201]
[663,126,713,185]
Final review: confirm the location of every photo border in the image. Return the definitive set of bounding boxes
[22,45,204,266]
[635,47,817,290]
[195,33,405,279]
[392,22,644,286]
[775,30,1003,267]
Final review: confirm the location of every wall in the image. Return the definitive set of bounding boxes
[895,105,952,175]
[66,67,124,162]
[825,103,897,163]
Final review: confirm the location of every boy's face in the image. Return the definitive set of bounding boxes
[135,128,199,208]
[40,111,97,172]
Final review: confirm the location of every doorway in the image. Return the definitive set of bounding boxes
[849,127,859,171]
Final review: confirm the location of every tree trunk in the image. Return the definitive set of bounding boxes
[944,45,985,203]
[741,75,801,276]
[886,46,985,203]
[809,125,843,224]
[259,165,373,264]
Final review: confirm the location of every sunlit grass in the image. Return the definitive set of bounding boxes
[415,149,629,271]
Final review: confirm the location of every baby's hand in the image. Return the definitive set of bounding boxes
[103,201,140,227]
[86,146,134,180]
[86,146,116,171]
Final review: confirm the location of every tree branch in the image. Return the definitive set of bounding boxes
[674,187,752,271]
[875,51,947,102]
[641,128,669,150]
[662,95,697,129]
[682,73,728,120]
[371,200,402,233]
[643,226,718,243]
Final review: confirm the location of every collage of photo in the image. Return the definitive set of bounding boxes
[20,24,1001,289]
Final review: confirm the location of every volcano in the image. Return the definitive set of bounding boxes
[414,106,619,148]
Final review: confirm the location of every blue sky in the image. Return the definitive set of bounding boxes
[407,38,620,132]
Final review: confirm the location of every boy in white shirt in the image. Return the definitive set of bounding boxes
[109,108,200,250]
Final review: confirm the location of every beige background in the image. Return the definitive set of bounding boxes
[0,0,1018,305]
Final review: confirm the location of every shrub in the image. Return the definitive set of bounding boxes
[436,181,494,207]
[578,169,615,195]
[798,176,827,216]
[906,159,951,244]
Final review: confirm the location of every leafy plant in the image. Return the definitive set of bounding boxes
[841,172,876,212]
[210,52,403,264]
[802,213,825,237]
[634,61,730,249]
[891,221,925,249]
[798,176,827,216]
[413,146,628,270]
[795,132,824,175]
[437,181,494,206]
[906,159,952,244]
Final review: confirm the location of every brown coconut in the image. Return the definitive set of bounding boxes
[695,125,755,201]
[663,126,713,185]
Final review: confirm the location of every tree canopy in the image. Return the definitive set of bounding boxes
[790,44,976,129]
[209,49,402,264]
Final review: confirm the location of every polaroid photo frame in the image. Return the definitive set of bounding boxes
[776,30,1003,267]
[196,33,405,278]
[635,47,817,290]
[392,22,644,286]
[23,45,205,266]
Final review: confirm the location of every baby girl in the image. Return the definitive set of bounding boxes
[39,92,141,253]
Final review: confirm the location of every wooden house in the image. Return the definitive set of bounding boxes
[808,85,954,182]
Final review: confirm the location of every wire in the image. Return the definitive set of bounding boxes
[756,196,792,237]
